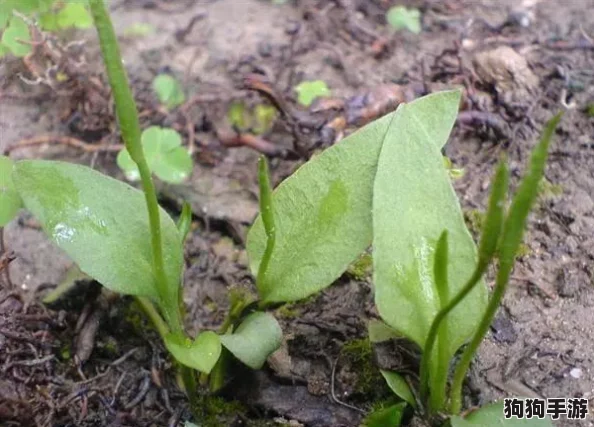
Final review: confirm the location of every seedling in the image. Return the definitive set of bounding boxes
[247,90,561,426]
[227,101,277,135]
[117,126,193,184]
[294,80,331,107]
[153,73,186,110]
[386,6,422,34]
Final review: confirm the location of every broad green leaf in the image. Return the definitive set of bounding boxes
[380,370,416,407]
[368,319,400,343]
[0,156,23,226]
[56,2,93,29]
[363,403,406,427]
[219,312,282,369]
[13,160,183,311]
[295,80,330,107]
[247,90,462,303]
[152,74,185,109]
[164,331,221,374]
[451,402,554,427]
[2,16,32,57]
[372,91,487,387]
[386,6,422,34]
[117,126,192,184]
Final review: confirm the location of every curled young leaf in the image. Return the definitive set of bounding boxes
[380,370,416,408]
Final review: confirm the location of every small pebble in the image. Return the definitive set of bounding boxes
[570,368,583,379]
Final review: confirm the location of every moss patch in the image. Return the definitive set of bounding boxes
[342,339,390,402]
[346,253,373,280]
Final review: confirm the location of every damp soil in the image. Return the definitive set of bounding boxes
[1,0,594,426]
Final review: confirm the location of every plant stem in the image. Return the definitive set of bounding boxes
[449,265,503,414]
[419,262,487,405]
[256,157,276,292]
[136,296,169,338]
[87,0,181,334]
[88,0,194,411]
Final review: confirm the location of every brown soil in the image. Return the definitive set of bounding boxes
[1,0,593,426]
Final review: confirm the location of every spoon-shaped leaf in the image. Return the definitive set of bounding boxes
[13,160,183,310]
[247,90,462,303]
[164,331,221,374]
[372,92,487,396]
[220,312,282,369]
[0,155,22,226]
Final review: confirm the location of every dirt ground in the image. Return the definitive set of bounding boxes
[1,0,594,426]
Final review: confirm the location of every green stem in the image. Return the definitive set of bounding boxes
[449,266,505,414]
[88,0,181,334]
[136,296,169,338]
[419,262,488,405]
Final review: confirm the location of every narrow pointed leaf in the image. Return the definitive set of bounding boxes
[380,370,416,407]
[247,91,462,303]
[450,402,554,426]
[478,160,509,264]
[372,93,487,389]
[220,312,282,369]
[13,160,182,306]
[164,331,221,374]
[256,156,276,293]
[499,114,561,279]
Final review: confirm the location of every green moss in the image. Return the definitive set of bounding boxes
[193,395,247,427]
[342,339,389,401]
[276,303,300,319]
[516,242,532,258]
[60,343,72,361]
[347,253,373,280]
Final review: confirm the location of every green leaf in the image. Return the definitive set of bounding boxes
[450,402,554,426]
[380,370,416,407]
[368,319,400,343]
[164,331,221,374]
[2,16,32,57]
[363,402,406,427]
[247,90,462,303]
[386,6,422,34]
[13,160,183,309]
[152,74,185,109]
[56,2,93,29]
[219,312,282,369]
[0,156,23,226]
[295,80,330,107]
[117,126,192,184]
[372,91,487,387]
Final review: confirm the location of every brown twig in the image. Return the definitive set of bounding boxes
[5,135,123,155]
[217,128,293,159]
